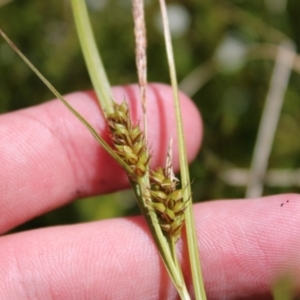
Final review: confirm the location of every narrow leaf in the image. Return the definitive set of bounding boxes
[71,0,114,115]
[158,1,207,299]
[0,29,134,176]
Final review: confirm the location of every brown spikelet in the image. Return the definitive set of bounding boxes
[107,101,149,178]
[144,141,188,242]
[146,166,188,242]
[108,102,186,242]
[145,138,188,244]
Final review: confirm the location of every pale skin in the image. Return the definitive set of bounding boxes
[0,83,299,299]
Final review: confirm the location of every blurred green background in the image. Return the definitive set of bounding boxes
[1,0,300,231]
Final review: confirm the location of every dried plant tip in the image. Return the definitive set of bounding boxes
[132,0,147,112]
[166,138,178,184]
[107,101,149,178]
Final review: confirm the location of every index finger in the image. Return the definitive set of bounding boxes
[0,83,202,233]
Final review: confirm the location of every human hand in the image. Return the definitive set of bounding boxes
[0,83,299,299]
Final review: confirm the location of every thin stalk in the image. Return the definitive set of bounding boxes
[179,59,217,97]
[132,0,148,143]
[179,43,300,98]
[272,275,296,300]
[0,0,13,7]
[71,0,114,115]
[169,238,180,270]
[0,29,134,176]
[246,40,296,198]
[158,1,207,299]
[246,44,300,74]
[131,178,190,300]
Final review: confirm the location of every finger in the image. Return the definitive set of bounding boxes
[0,83,202,233]
[197,193,300,299]
[0,194,299,299]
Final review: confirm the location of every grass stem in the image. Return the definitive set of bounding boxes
[71,0,114,115]
[158,0,207,299]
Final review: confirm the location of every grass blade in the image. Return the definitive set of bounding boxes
[0,29,134,176]
[71,0,114,115]
[246,40,295,198]
[158,1,207,299]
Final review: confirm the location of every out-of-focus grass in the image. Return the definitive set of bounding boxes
[273,275,299,300]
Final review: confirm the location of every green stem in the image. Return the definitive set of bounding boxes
[71,0,114,115]
[130,178,190,300]
[158,0,207,299]
[0,29,134,176]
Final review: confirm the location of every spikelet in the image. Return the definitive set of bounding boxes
[147,166,188,242]
[108,103,186,242]
[107,101,149,178]
[146,142,188,242]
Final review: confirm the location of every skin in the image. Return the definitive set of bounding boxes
[0,83,299,299]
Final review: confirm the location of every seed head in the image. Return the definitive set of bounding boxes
[107,101,149,178]
[147,166,188,242]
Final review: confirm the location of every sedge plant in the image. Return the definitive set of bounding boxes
[0,0,207,298]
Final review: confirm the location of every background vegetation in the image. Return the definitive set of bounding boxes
[1,0,300,231]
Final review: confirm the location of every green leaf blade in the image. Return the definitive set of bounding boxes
[71,0,114,115]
